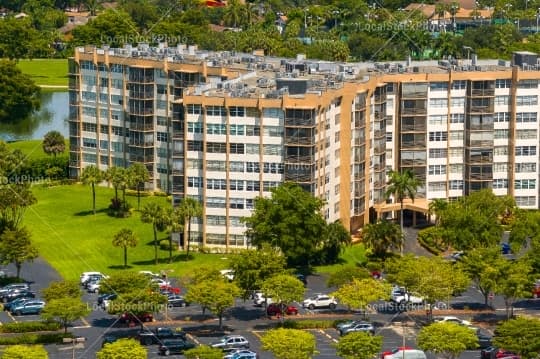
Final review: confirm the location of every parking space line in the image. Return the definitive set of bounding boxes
[318,329,338,343]
[187,334,200,345]
[80,316,90,327]
[6,312,17,323]
[251,331,263,339]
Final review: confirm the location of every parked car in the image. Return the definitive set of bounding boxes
[211,335,250,352]
[302,294,337,310]
[532,281,540,299]
[80,272,105,285]
[220,269,235,282]
[10,300,45,315]
[101,335,118,348]
[139,270,160,279]
[160,285,181,295]
[501,243,511,255]
[98,293,117,309]
[2,289,35,303]
[87,280,101,293]
[294,274,307,286]
[224,350,258,359]
[390,286,424,305]
[253,292,273,307]
[119,312,153,323]
[158,338,196,356]
[381,347,414,359]
[167,295,190,307]
[480,348,520,359]
[83,274,106,288]
[481,347,498,359]
[0,283,30,297]
[339,321,375,336]
[4,297,32,312]
[151,278,170,286]
[476,330,493,349]
[433,316,472,326]
[382,349,427,359]
[138,327,186,345]
[266,303,298,316]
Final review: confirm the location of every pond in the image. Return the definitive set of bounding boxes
[0,91,69,142]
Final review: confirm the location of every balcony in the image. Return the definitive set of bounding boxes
[129,141,154,148]
[284,155,313,163]
[374,145,386,155]
[129,91,154,100]
[69,160,80,167]
[401,108,427,115]
[129,123,154,131]
[470,89,494,97]
[128,109,154,116]
[129,155,154,163]
[284,137,314,146]
[401,91,427,99]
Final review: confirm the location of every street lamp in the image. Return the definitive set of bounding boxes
[463,46,473,64]
[332,10,340,29]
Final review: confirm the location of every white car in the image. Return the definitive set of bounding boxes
[80,272,105,285]
[302,294,337,310]
[391,287,424,305]
[433,316,472,326]
[220,269,235,282]
[139,270,160,278]
[151,278,170,286]
[253,292,273,306]
[87,281,101,293]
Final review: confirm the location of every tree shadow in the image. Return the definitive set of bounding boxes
[107,265,133,270]
[227,306,266,322]
[131,254,194,266]
[73,208,108,216]
[183,324,234,337]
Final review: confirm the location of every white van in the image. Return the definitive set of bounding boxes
[383,349,427,359]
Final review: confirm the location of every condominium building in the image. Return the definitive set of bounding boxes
[69,44,540,248]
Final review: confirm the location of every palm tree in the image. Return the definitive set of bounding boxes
[223,0,246,28]
[176,197,203,259]
[361,220,402,259]
[428,198,448,225]
[80,165,103,214]
[129,163,150,210]
[105,167,129,210]
[112,228,138,268]
[42,131,65,158]
[141,203,170,264]
[322,220,352,264]
[385,169,422,256]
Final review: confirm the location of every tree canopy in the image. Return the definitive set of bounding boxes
[41,297,91,333]
[493,317,540,358]
[261,328,318,359]
[1,345,48,359]
[0,60,40,123]
[42,131,65,158]
[417,322,479,358]
[335,332,383,359]
[331,278,391,316]
[97,338,147,359]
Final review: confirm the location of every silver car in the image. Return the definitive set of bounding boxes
[339,322,375,336]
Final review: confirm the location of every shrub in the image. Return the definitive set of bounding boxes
[125,189,151,197]
[278,319,342,329]
[0,321,61,333]
[153,191,168,197]
[0,333,72,345]
[159,239,172,250]
[417,227,446,255]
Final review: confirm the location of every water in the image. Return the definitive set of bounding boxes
[0,91,69,142]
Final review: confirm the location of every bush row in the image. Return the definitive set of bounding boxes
[0,333,72,345]
[15,156,69,181]
[0,321,61,333]
[417,227,446,255]
[278,319,348,329]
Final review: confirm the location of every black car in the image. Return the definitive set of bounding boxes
[167,295,189,307]
[158,339,196,356]
[2,289,35,303]
[0,284,30,298]
[295,274,307,286]
[481,347,498,359]
[476,330,493,349]
[101,335,118,348]
[97,293,116,307]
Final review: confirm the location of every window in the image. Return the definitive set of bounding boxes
[82,122,97,132]
[187,159,202,169]
[230,217,244,227]
[207,179,227,190]
[246,198,254,209]
[229,161,244,172]
[187,140,203,151]
[516,112,537,123]
[515,179,536,190]
[80,60,96,70]
[449,180,463,190]
[157,116,168,126]
[246,144,259,154]
[229,106,245,117]
[335,184,340,195]
[429,148,447,158]
[206,106,226,116]
[264,145,282,156]
[429,115,446,125]
[207,123,226,135]
[494,129,508,139]
[99,140,108,150]
[428,182,446,191]
[111,63,123,73]
[515,196,536,206]
[207,197,226,208]
[112,126,124,136]
[334,131,340,143]
[495,96,509,105]
[449,147,462,157]
[263,181,279,191]
[99,93,108,103]
[451,80,466,90]
[449,164,463,173]
[516,163,536,173]
[517,129,537,139]
[187,177,203,188]
[207,215,226,226]
[428,165,446,175]
[493,179,508,189]
[494,146,508,156]
[263,126,283,137]
[82,138,97,148]
[516,95,538,106]
[82,91,96,102]
[386,132,393,142]
[229,198,244,209]
[450,113,464,123]
[493,163,508,172]
[188,122,203,133]
[451,97,465,107]
[207,142,226,153]
[495,79,511,88]
[429,98,448,108]
[230,143,245,154]
[518,79,538,88]
[429,131,447,141]
[229,179,244,190]
[157,132,168,142]
[449,131,463,141]
[263,108,282,118]
[515,146,536,156]
[494,112,509,122]
[246,162,260,173]
[187,104,202,114]
[263,163,284,174]
[246,125,260,136]
[206,160,226,171]
[230,124,245,136]
[246,180,260,191]
[157,84,167,94]
[430,82,448,91]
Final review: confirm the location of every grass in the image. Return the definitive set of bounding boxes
[6,140,67,161]
[24,184,233,281]
[314,244,367,275]
[16,59,68,87]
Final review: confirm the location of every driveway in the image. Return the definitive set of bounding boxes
[3,257,62,293]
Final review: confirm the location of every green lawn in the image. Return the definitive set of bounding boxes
[6,140,66,161]
[16,59,68,87]
[314,244,367,275]
[24,184,232,281]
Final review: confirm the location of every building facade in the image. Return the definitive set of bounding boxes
[69,44,540,248]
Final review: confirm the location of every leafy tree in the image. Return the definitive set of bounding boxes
[80,165,103,214]
[100,271,153,295]
[42,280,81,302]
[319,220,351,265]
[230,244,286,299]
[1,345,48,359]
[41,297,90,333]
[493,317,540,358]
[128,163,149,211]
[496,258,533,318]
[0,227,38,279]
[184,345,223,359]
[176,197,202,258]
[243,182,328,267]
[261,328,318,359]
[112,228,139,268]
[105,166,129,209]
[386,255,469,319]
[326,266,370,288]
[141,202,171,264]
[261,274,305,313]
[42,131,65,158]
[0,182,37,233]
[335,331,383,359]
[331,278,391,317]
[417,322,479,358]
[0,60,40,122]
[384,170,421,255]
[97,338,147,359]
[361,220,402,259]
[428,198,448,225]
[180,266,223,288]
[458,247,506,306]
[185,280,241,329]
[71,9,138,48]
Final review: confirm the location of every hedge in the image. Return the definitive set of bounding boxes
[417,226,446,255]
[278,319,348,329]
[0,333,72,345]
[0,321,61,333]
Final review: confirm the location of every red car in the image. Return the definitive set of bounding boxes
[160,285,181,295]
[381,347,414,359]
[495,350,520,359]
[120,312,153,324]
[266,303,298,316]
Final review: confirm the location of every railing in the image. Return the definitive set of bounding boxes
[401,108,427,115]
[401,159,427,166]
[284,155,313,163]
[401,91,427,99]
[468,140,493,147]
[471,89,494,97]
[374,145,386,154]
[285,118,315,127]
[469,106,492,113]
[401,140,426,148]
[129,123,154,131]
[128,109,154,115]
[129,141,154,147]
[129,91,155,99]
[401,124,426,131]
[129,155,154,162]
[284,137,314,146]
[69,161,80,167]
